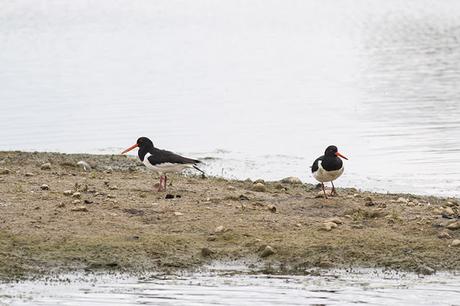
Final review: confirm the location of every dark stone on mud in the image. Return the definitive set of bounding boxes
[260,245,276,258]
[239,194,250,201]
[165,194,175,199]
[84,199,94,204]
[201,247,214,257]
[40,184,49,190]
[416,265,435,275]
[123,208,145,216]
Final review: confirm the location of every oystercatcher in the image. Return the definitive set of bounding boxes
[121,137,204,191]
[311,145,348,199]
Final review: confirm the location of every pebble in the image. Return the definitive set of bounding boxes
[267,204,277,213]
[446,201,458,207]
[432,208,443,215]
[40,184,49,190]
[77,161,92,171]
[252,183,266,192]
[364,197,374,206]
[321,222,338,231]
[72,192,81,199]
[397,197,408,204]
[174,212,183,216]
[40,163,51,170]
[0,168,10,175]
[443,207,455,216]
[316,189,333,198]
[107,194,116,199]
[437,231,452,239]
[260,245,276,258]
[447,221,460,230]
[325,217,343,225]
[71,206,88,212]
[165,194,175,199]
[72,200,81,204]
[451,239,460,247]
[63,190,73,196]
[25,172,34,177]
[201,247,214,257]
[109,186,119,190]
[416,265,435,275]
[280,176,302,184]
[57,202,65,208]
[295,223,302,228]
[214,225,225,233]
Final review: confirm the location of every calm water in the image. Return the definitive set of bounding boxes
[1,0,460,196]
[1,267,460,305]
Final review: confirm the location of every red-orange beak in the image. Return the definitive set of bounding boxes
[121,143,139,154]
[335,152,348,160]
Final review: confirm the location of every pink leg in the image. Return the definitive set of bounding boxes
[157,175,164,192]
[164,175,168,191]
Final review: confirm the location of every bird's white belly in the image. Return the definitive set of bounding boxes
[313,162,344,183]
[143,154,193,174]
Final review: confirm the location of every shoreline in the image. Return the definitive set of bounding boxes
[0,151,459,281]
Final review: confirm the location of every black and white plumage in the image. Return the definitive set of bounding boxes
[122,137,204,191]
[311,145,348,199]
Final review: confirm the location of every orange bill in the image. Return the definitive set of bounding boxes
[121,143,139,154]
[335,152,348,160]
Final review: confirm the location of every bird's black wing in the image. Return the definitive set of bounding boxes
[311,156,323,173]
[148,148,200,165]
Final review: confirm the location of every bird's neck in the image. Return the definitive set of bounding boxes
[138,146,152,161]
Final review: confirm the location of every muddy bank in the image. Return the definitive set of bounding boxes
[0,151,459,280]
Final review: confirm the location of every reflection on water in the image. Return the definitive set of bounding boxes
[1,268,460,306]
[0,0,459,196]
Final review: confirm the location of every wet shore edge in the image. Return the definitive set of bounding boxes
[0,151,459,281]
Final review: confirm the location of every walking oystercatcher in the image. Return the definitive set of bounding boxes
[311,145,348,199]
[121,137,204,191]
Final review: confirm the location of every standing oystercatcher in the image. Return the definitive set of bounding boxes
[311,145,348,199]
[121,137,204,191]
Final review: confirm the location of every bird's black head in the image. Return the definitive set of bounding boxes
[324,145,338,156]
[136,137,154,149]
[324,145,348,160]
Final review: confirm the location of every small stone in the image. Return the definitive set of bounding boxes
[397,197,408,204]
[109,186,119,190]
[227,186,236,191]
[25,172,34,177]
[267,204,277,213]
[353,193,361,198]
[252,182,266,192]
[71,206,88,212]
[446,201,458,207]
[72,199,81,204]
[280,176,302,184]
[174,212,183,216]
[77,161,92,171]
[295,223,302,228]
[254,179,265,184]
[443,207,455,216]
[321,222,338,231]
[84,199,94,204]
[326,217,343,225]
[40,163,51,170]
[63,190,73,196]
[260,245,276,258]
[0,168,10,175]
[201,247,214,257]
[239,194,250,201]
[165,194,175,199]
[207,236,217,241]
[364,197,374,206]
[316,189,333,198]
[40,184,49,190]
[214,225,225,233]
[416,265,435,275]
[451,239,460,247]
[447,221,460,230]
[57,202,65,208]
[107,194,116,199]
[438,231,452,239]
[72,192,81,199]
[432,208,443,215]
